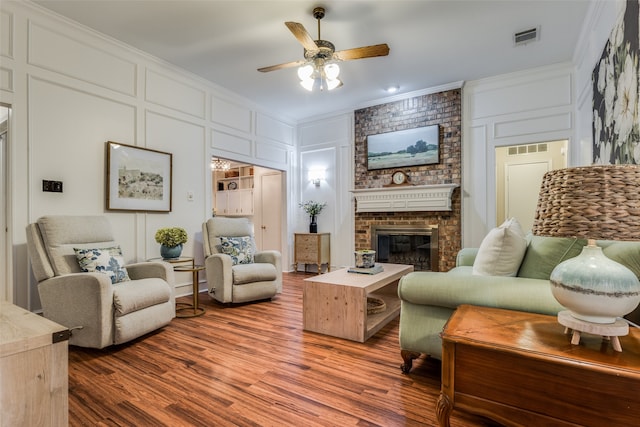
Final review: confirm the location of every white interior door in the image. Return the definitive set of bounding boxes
[260,173,282,251]
[505,161,551,233]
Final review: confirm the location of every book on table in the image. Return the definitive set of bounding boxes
[347,264,384,275]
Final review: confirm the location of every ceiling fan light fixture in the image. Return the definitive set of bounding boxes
[297,64,314,80]
[324,63,340,80]
[298,61,342,92]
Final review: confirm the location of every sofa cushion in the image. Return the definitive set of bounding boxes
[232,263,277,285]
[220,236,255,265]
[518,236,586,280]
[37,215,117,276]
[473,217,527,277]
[599,240,640,280]
[74,246,131,284]
[112,278,172,317]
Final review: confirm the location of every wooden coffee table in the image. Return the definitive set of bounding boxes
[303,263,413,342]
[438,305,640,427]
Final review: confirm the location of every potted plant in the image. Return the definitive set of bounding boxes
[155,227,188,259]
[299,200,327,233]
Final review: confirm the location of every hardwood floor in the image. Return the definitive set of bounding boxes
[68,272,499,426]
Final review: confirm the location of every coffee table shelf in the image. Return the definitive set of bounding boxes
[303,263,413,342]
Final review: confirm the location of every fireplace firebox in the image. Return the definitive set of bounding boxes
[371,225,438,272]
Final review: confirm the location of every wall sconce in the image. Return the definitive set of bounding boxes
[308,169,326,187]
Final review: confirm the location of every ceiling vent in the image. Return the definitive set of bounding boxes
[514,27,539,46]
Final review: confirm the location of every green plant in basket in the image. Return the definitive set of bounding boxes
[155,227,188,247]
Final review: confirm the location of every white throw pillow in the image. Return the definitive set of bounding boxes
[472,217,528,277]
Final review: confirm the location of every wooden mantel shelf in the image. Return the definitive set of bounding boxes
[351,184,459,213]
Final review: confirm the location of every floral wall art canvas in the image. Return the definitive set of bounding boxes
[592,0,639,164]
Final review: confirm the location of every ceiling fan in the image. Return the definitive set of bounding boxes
[258,6,390,91]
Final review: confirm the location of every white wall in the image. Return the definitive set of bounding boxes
[297,113,354,270]
[460,0,622,248]
[0,1,295,309]
[462,63,576,247]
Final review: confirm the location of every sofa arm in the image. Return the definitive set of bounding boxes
[37,273,114,348]
[456,248,479,267]
[126,261,175,285]
[398,271,565,315]
[255,250,283,293]
[204,254,234,303]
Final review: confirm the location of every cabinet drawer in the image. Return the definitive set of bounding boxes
[296,243,318,257]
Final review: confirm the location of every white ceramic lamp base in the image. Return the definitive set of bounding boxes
[550,243,640,324]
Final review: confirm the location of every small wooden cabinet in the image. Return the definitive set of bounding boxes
[1,301,70,426]
[294,233,330,273]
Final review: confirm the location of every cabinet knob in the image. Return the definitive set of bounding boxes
[261,225,266,230]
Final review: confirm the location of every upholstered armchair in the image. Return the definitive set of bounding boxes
[202,217,282,304]
[26,215,176,349]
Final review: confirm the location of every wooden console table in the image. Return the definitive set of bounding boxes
[438,305,640,427]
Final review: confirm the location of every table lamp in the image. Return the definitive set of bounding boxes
[532,165,640,351]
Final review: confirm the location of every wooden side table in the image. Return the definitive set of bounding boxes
[174,265,206,318]
[437,305,640,427]
[294,233,330,273]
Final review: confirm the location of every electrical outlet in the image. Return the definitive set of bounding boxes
[42,180,63,193]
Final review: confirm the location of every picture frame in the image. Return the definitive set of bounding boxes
[367,125,440,170]
[106,141,172,212]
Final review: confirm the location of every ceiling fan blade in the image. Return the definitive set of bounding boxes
[285,21,319,52]
[333,44,390,61]
[258,59,307,73]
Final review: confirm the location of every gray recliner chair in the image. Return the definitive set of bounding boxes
[202,217,282,304]
[26,215,176,349]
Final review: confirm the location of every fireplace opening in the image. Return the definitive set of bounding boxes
[372,225,438,272]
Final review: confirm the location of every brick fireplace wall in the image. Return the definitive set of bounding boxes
[354,90,462,271]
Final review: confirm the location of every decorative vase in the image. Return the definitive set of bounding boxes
[309,215,317,233]
[355,250,376,268]
[160,244,183,259]
[550,243,640,323]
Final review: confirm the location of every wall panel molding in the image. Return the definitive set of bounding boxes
[145,69,206,119]
[255,112,294,146]
[28,21,137,96]
[299,114,351,147]
[211,128,252,157]
[1,9,13,59]
[211,95,251,133]
[493,112,572,139]
[256,141,289,165]
[0,68,13,92]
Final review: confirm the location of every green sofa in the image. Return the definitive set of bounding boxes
[397,236,640,373]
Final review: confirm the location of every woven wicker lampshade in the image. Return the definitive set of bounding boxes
[532,165,640,241]
[531,165,640,350]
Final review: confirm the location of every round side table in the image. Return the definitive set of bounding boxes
[173,265,206,318]
[147,256,194,268]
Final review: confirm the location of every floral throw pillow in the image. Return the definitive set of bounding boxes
[219,236,255,265]
[74,246,131,284]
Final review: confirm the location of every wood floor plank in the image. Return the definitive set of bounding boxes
[68,272,500,426]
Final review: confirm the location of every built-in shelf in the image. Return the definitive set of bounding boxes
[351,184,459,213]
